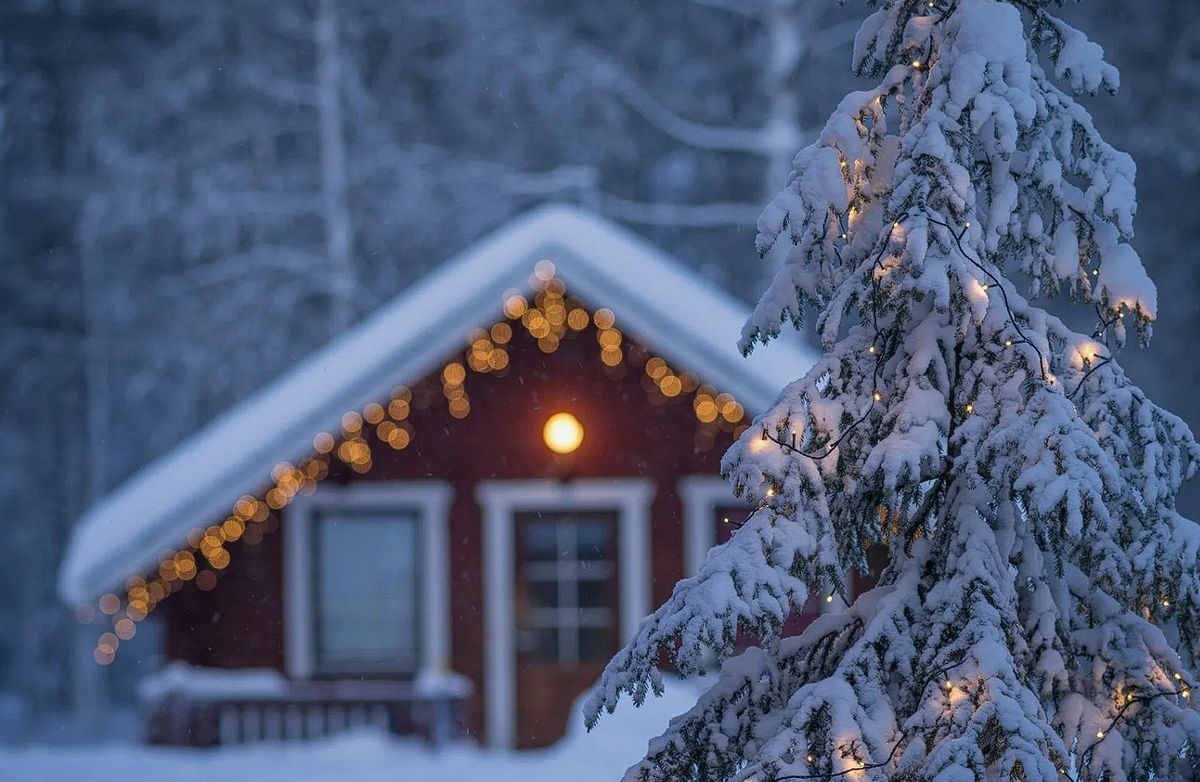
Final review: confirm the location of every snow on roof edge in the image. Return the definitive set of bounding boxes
[58,204,819,607]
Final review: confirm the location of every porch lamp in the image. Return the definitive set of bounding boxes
[543,412,584,454]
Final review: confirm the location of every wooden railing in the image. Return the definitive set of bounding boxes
[143,679,469,747]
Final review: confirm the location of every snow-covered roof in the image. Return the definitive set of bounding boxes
[57,204,818,608]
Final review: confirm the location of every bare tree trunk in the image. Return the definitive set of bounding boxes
[75,194,110,732]
[316,0,354,335]
[757,0,806,290]
[760,0,805,204]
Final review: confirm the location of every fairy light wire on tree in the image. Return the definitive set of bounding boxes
[585,1,1200,781]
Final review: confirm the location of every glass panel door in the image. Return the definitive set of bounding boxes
[513,510,618,748]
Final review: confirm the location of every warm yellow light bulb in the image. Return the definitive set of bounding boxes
[543,412,584,454]
[945,680,953,690]
[825,594,834,603]
[1096,731,1104,739]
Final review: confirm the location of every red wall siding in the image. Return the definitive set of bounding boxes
[161,320,742,740]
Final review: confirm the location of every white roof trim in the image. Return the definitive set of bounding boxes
[57,204,818,607]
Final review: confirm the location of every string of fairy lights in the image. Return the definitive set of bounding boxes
[765,671,1193,781]
[738,25,1160,774]
[746,213,1154,779]
[83,259,748,665]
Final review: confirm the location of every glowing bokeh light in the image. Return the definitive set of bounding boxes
[543,412,584,454]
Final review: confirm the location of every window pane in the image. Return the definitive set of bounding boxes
[575,521,610,560]
[523,579,558,611]
[516,627,559,662]
[316,510,419,671]
[577,579,609,609]
[578,626,614,662]
[522,522,559,561]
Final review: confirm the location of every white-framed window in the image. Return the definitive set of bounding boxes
[284,482,452,679]
[313,507,421,673]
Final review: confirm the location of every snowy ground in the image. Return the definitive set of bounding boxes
[0,682,697,782]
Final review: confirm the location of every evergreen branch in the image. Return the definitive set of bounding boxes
[771,658,968,781]
[1079,683,1194,761]
[1067,356,1113,401]
[926,217,1055,387]
[930,216,1120,404]
[763,215,909,460]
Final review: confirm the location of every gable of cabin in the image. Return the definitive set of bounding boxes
[61,206,825,751]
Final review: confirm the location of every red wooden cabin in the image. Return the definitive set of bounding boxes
[58,205,820,750]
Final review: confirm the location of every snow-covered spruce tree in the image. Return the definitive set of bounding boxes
[586,1,1200,780]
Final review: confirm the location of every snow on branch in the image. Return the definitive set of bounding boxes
[594,0,1200,780]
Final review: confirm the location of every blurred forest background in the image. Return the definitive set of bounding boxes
[1,0,1197,739]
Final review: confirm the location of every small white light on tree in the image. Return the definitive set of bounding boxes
[543,412,584,454]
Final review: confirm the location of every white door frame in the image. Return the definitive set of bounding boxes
[476,478,656,749]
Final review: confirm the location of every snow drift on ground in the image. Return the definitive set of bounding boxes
[0,678,702,782]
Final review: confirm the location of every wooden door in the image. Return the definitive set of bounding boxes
[513,511,619,748]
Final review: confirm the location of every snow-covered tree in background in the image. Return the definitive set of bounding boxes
[588,0,1200,779]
